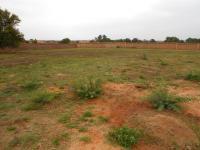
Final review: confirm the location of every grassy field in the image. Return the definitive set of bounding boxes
[0,48,200,149]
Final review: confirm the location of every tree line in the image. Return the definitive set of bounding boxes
[1,8,200,48]
[92,35,200,43]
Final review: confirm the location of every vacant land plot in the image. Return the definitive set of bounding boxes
[0,48,200,150]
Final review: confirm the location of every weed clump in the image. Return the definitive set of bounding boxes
[74,78,102,99]
[147,88,187,111]
[185,71,200,82]
[108,127,141,148]
[21,80,41,91]
[79,136,91,143]
[22,92,57,111]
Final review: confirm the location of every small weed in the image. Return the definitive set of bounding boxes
[8,132,40,147]
[21,80,41,91]
[98,116,109,123]
[58,113,71,124]
[185,71,200,82]
[0,103,15,110]
[108,126,141,148]
[79,127,88,132]
[32,92,57,104]
[74,78,102,99]
[80,111,93,121]
[160,60,168,66]
[142,53,148,60]
[79,136,91,143]
[22,92,57,111]
[7,126,17,132]
[147,88,187,111]
[52,132,69,146]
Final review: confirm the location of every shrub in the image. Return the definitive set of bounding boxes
[185,71,200,82]
[74,78,102,99]
[21,80,41,91]
[32,92,57,105]
[22,92,57,111]
[147,88,186,111]
[79,136,91,143]
[60,38,71,44]
[108,127,141,148]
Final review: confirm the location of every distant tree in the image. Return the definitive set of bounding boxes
[30,39,37,44]
[186,38,200,43]
[164,37,180,43]
[95,35,111,42]
[60,38,71,44]
[150,39,156,42]
[132,38,142,43]
[124,38,131,43]
[0,8,24,48]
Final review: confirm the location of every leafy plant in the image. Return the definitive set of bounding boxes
[22,92,57,111]
[21,80,41,91]
[79,136,91,143]
[108,126,141,148]
[147,88,186,111]
[74,78,102,99]
[185,71,200,82]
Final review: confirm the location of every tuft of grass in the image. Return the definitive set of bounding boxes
[7,126,17,132]
[58,113,71,124]
[74,78,102,99]
[21,80,41,91]
[22,92,58,111]
[80,111,93,121]
[98,116,109,123]
[108,126,141,148]
[160,60,168,66]
[185,71,200,82]
[0,103,15,110]
[79,136,91,143]
[79,127,88,132]
[142,53,148,60]
[52,132,69,147]
[147,88,187,111]
[8,132,40,147]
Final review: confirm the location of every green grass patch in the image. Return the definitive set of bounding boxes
[108,126,141,148]
[74,78,102,99]
[147,88,188,111]
[79,136,91,143]
[22,92,58,111]
[98,116,109,123]
[6,126,17,132]
[185,71,200,82]
[52,132,69,147]
[80,111,93,121]
[8,132,40,148]
[21,80,41,91]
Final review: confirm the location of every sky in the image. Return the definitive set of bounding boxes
[1,0,200,40]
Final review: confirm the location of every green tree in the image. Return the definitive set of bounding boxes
[60,38,71,44]
[95,35,111,42]
[186,38,200,43]
[0,9,24,48]
[164,37,180,43]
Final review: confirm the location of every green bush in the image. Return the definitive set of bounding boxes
[147,88,186,111]
[108,127,141,148]
[21,80,41,91]
[74,78,102,99]
[22,92,57,111]
[185,71,200,82]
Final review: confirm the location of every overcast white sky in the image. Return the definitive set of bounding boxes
[1,0,200,40]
